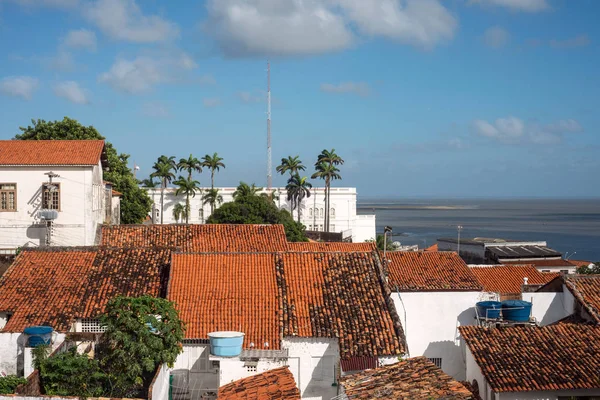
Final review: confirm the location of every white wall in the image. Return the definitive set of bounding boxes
[465,346,492,400]
[149,363,172,400]
[498,389,600,400]
[146,187,376,242]
[522,292,571,326]
[0,165,105,250]
[392,291,481,380]
[0,332,66,377]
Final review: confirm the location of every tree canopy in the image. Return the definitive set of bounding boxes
[15,117,151,224]
[576,262,600,274]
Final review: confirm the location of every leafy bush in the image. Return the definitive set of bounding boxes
[0,376,27,394]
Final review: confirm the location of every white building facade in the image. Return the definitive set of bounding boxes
[146,186,376,243]
[0,140,117,252]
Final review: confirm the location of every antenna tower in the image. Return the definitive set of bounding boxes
[267,60,272,190]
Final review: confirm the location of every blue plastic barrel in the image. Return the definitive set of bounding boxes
[23,326,53,347]
[502,300,532,322]
[476,301,502,319]
[208,332,244,357]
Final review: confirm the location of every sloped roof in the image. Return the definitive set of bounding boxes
[502,259,575,268]
[564,275,600,324]
[218,367,300,400]
[470,265,559,295]
[0,247,170,332]
[387,251,482,292]
[288,241,375,252]
[488,245,561,259]
[168,251,405,360]
[0,140,105,166]
[340,357,473,400]
[460,325,600,393]
[101,224,289,252]
[424,243,438,252]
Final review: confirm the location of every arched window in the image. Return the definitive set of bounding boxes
[320,208,324,217]
[330,208,335,217]
[309,208,313,217]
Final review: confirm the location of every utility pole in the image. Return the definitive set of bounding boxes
[383,226,393,282]
[457,225,463,256]
[43,171,60,246]
[267,60,272,190]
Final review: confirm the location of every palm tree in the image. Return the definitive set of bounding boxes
[312,149,343,232]
[172,203,186,223]
[203,188,223,215]
[139,176,159,188]
[201,153,226,189]
[174,175,200,224]
[151,156,176,224]
[233,182,262,200]
[276,156,305,212]
[285,174,312,224]
[178,154,202,180]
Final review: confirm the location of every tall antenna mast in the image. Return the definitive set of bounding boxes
[267,60,272,190]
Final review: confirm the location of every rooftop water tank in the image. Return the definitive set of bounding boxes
[208,331,244,357]
[476,301,502,319]
[23,326,53,347]
[501,300,532,322]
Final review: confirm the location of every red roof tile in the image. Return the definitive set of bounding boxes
[288,242,375,252]
[502,259,575,268]
[424,243,438,252]
[387,252,482,292]
[460,324,600,393]
[0,140,105,166]
[101,224,289,252]
[168,251,406,359]
[568,259,594,268]
[470,265,559,295]
[564,275,600,324]
[218,367,300,400]
[0,247,170,332]
[340,357,474,400]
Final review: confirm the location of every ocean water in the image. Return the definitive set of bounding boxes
[357,199,600,262]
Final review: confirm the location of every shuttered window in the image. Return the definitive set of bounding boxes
[0,184,16,211]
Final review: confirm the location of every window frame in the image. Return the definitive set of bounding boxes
[42,182,61,211]
[0,183,17,212]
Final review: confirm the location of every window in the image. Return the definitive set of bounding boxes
[244,362,258,373]
[81,318,106,333]
[330,208,335,217]
[320,208,324,217]
[308,225,313,230]
[331,224,335,232]
[42,183,60,210]
[309,208,313,217]
[428,358,443,368]
[560,269,569,274]
[542,270,551,273]
[0,184,16,211]
[319,224,323,231]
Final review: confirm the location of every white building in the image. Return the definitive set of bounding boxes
[145,186,376,243]
[386,251,483,381]
[0,140,119,252]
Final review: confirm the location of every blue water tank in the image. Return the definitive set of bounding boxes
[502,300,532,322]
[208,332,244,357]
[476,301,502,319]
[23,326,53,347]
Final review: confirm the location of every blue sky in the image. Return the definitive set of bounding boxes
[0,0,598,198]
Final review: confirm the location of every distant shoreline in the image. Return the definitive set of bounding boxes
[357,205,478,210]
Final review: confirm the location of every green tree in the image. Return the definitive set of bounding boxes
[367,234,399,251]
[576,262,600,274]
[0,376,28,395]
[233,182,262,200]
[172,203,186,223]
[208,193,307,242]
[151,156,176,224]
[97,296,185,398]
[15,117,152,223]
[276,156,305,213]
[285,174,312,224]
[178,154,202,180]
[203,188,223,215]
[174,176,200,224]
[201,153,225,189]
[139,176,159,188]
[312,149,343,233]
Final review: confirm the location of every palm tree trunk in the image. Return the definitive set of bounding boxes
[186,193,190,224]
[160,180,165,224]
[211,171,215,190]
[325,178,330,232]
[298,197,302,224]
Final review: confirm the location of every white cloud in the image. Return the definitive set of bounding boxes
[203,97,221,108]
[237,91,264,104]
[98,52,198,94]
[473,116,583,145]
[64,29,97,51]
[46,50,76,71]
[0,76,39,100]
[335,0,457,49]
[7,0,78,8]
[204,0,456,56]
[141,102,170,118]
[84,0,179,43]
[320,82,370,97]
[482,26,510,48]
[53,81,89,104]
[550,35,591,49]
[469,0,549,12]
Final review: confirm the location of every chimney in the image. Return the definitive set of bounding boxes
[523,277,529,285]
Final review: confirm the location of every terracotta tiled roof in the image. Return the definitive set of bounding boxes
[168,251,406,359]
[288,242,376,252]
[568,259,594,268]
[387,251,482,292]
[470,265,559,295]
[460,324,600,393]
[111,189,122,197]
[424,243,438,252]
[502,259,575,268]
[0,247,170,332]
[101,224,289,252]
[0,140,105,166]
[339,357,474,400]
[218,367,300,400]
[564,275,600,324]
